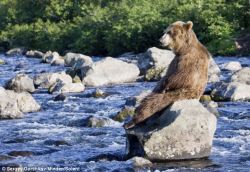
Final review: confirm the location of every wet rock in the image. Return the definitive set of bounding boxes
[211,82,250,101]
[64,52,93,69]
[125,90,151,107]
[5,90,41,113]
[6,48,25,56]
[222,61,242,71]
[34,72,72,88]
[42,51,64,65]
[5,74,35,93]
[128,157,152,167]
[203,101,219,116]
[0,87,23,119]
[92,89,108,98]
[230,67,250,85]
[51,57,65,66]
[8,151,34,157]
[54,93,66,101]
[83,57,140,86]
[144,67,165,81]
[0,155,13,161]
[138,47,175,81]
[86,153,122,162]
[73,75,82,83]
[0,59,5,65]
[208,57,220,83]
[25,50,44,58]
[200,95,212,102]
[49,80,85,94]
[118,52,142,64]
[86,116,119,128]
[113,106,135,122]
[44,140,70,146]
[126,99,217,161]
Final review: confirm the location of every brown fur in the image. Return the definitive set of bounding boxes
[124,21,210,129]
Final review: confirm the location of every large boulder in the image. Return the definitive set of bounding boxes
[25,50,44,59]
[211,82,250,101]
[221,61,242,71]
[230,67,250,85]
[34,72,72,88]
[0,87,23,119]
[126,99,217,161]
[49,80,85,94]
[83,57,140,86]
[6,48,25,56]
[64,52,93,69]
[5,74,35,93]
[208,57,220,83]
[5,90,41,113]
[42,51,64,65]
[138,47,175,81]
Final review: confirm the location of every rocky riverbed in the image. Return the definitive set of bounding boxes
[0,52,250,171]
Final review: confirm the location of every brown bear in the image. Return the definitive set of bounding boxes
[124,21,210,129]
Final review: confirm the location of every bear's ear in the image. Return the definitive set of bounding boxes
[184,21,193,30]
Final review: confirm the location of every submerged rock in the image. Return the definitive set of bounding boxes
[34,72,72,88]
[26,50,44,58]
[53,93,66,101]
[0,59,5,65]
[8,151,34,157]
[222,61,242,71]
[83,57,140,86]
[211,82,250,101]
[49,80,85,94]
[230,67,250,85]
[138,47,175,81]
[6,48,25,56]
[86,116,120,128]
[5,74,35,93]
[125,99,217,161]
[113,106,135,122]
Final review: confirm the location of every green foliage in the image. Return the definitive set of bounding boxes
[0,0,249,56]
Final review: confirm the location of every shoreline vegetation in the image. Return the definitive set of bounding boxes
[0,0,249,57]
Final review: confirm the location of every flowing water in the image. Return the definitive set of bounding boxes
[0,54,249,172]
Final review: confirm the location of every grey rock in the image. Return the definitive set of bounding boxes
[83,57,140,86]
[126,99,217,161]
[6,48,25,56]
[0,87,23,119]
[5,90,41,113]
[138,47,175,81]
[208,57,220,83]
[26,50,44,58]
[5,74,35,93]
[86,116,121,128]
[230,67,250,85]
[222,61,242,71]
[34,72,72,88]
[127,156,152,167]
[49,80,85,94]
[64,52,93,69]
[211,81,250,101]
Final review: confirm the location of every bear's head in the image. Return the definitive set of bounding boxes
[160,21,196,54]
